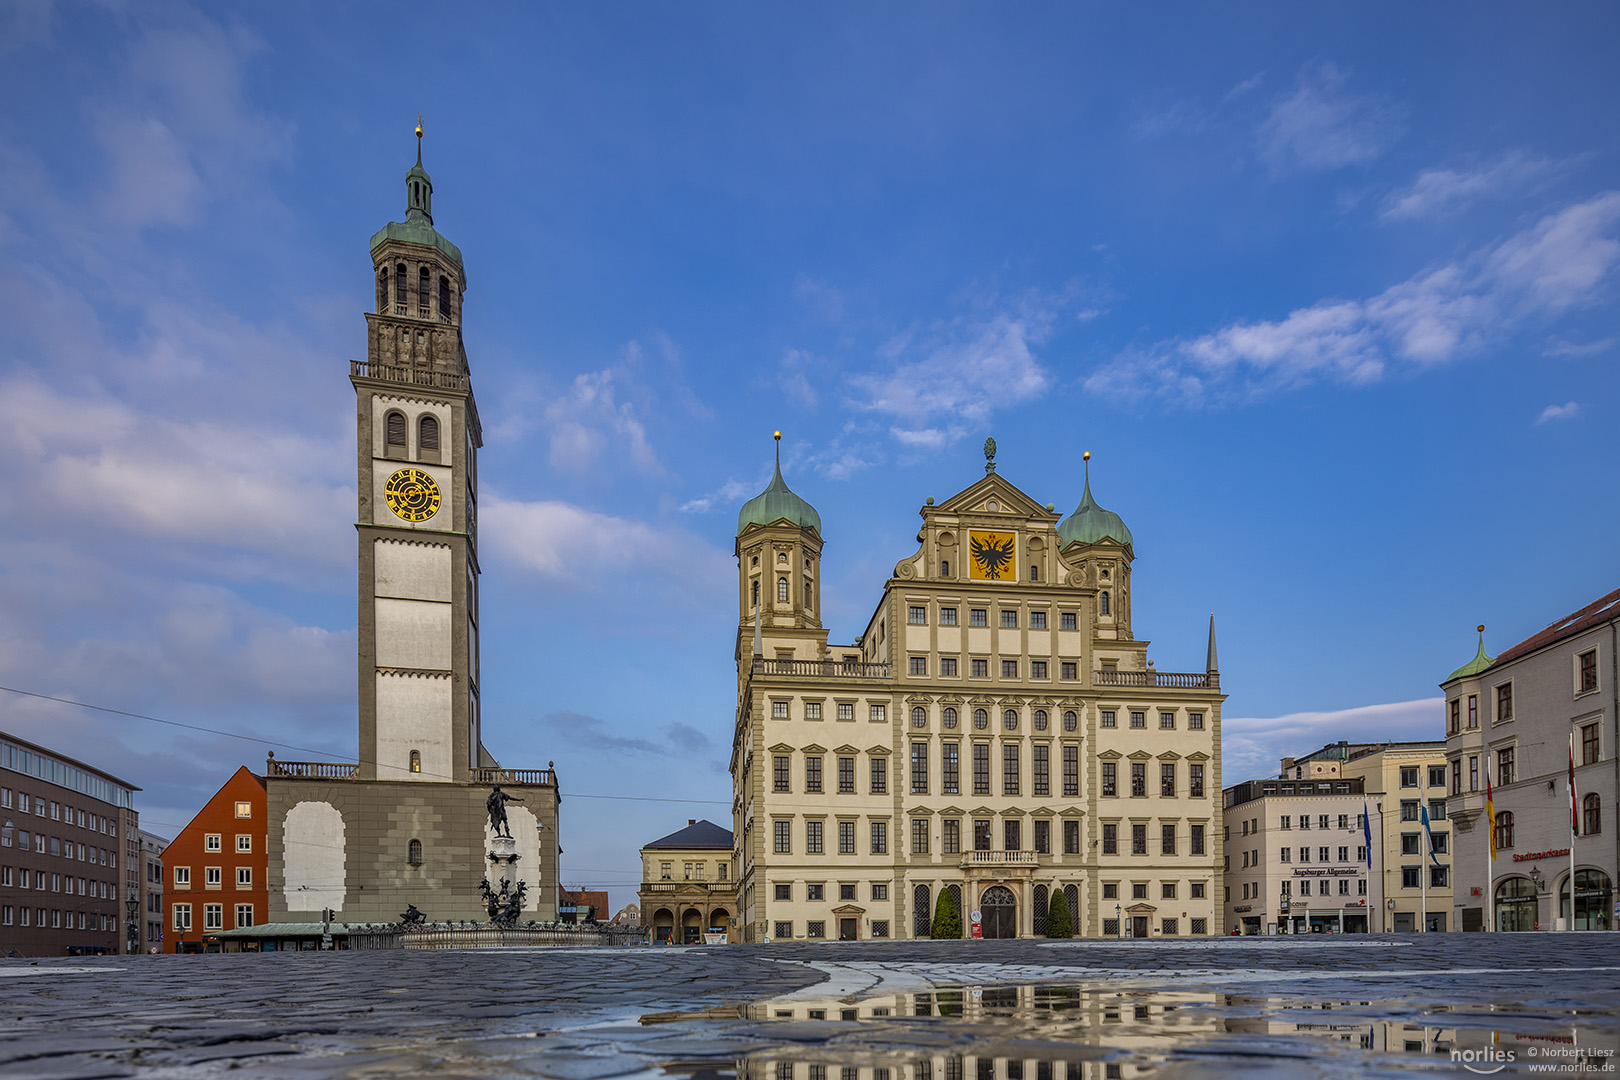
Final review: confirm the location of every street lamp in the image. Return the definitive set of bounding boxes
[1116,902,1122,939]
[124,889,140,955]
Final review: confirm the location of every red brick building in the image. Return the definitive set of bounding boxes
[166,767,267,953]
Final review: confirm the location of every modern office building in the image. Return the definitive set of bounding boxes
[1444,587,1618,932]
[0,731,141,956]
[1221,775,1371,935]
[731,441,1224,941]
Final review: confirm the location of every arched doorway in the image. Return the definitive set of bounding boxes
[1495,877,1537,932]
[708,908,731,941]
[981,885,1017,939]
[1560,870,1613,931]
[681,907,703,944]
[652,907,675,943]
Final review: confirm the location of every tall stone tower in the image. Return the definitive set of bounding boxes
[734,433,828,680]
[353,121,487,783]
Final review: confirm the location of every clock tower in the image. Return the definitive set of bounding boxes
[352,122,487,782]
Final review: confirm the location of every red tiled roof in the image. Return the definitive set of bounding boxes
[1494,586,1620,666]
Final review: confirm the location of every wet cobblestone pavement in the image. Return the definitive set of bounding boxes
[2,935,1617,1079]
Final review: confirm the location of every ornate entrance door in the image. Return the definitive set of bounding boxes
[981,886,1017,939]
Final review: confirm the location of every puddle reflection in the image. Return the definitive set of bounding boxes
[649,984,1618,1079]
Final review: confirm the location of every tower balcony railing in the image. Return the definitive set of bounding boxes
[265,759,360,780]
[1094,669,1218,690]
[750,657,893,679]
[960,851,1038,867]
[351,359,469,392]
[470,767,556,787]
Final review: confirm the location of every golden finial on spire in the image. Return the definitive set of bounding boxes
[416,114,424,140]
[1083,450,1091,461]
[1477,624,1486,633]
[774,431,782,441]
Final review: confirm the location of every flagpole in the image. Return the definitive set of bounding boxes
[1568,732,1577,932]
[1486,774,1496,933]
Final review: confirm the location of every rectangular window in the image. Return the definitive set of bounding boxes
[1030,611,1047,629]
[871,758,887,794]
[774,756,791,792]
[773,701,790,719]
[1428,765,1446,788]
[1189,763,1205,798]
[774,821,791,854]
[1159,711,1175,730]
[1400,767,1419,788]
[204,904,223,931]
[1400,800,1419,822]
[1063,819,1080,854]
[969,609,988,627]
[1580,649,1599,693]
[1497,747,1515,786]
[1190,823,1205,855]
[839,821,856,854]
[1496,683,1513,722]
[234,904,254,929]
[236,867,251,887]
[807,820,824,854]
[1000,610,1018,628]
[909,606,927,625]
[909,657,927,675]
[872,920,890,939]
[940,657,958,676]
[943,819,961,854]
[236,835,252,852]
[1161,823,1176,855]
[1003,745,1020,796]
[837,703,854,721]
[1101,761,1117,797]
[1131,762,1146,797]
[173,903,191,931]
[1034,819,1050,854]
[806,702,822,720]
[1100,709,1116,728]
[1131,823,1147,855]
[971,659,988,678]
[942,743,960,794]
[1033,744,1050,796]
[1451,758,1462,795]
[805,883,822,900]
[204,834,221,852]
[1468,755,1478,791]
[806,756,823,793]
[1003,820,1021,851]
[774,921,793,939]
[1467,694,1478,728]
[1130,711,1146,729]
[1030,661,1048,679]
[870,822,887,855]
[1449,699,1461,735]
[973,819,991,852]
[1429,799,1447,821]
[912,819,929,854]
[838,757,855,793]
[1061,662,1077,680]
[807,920,825,938]
[1160,763,1176,798]
[972,744,991,795]
[1431,865,1448,888]
[1189,712,1204,730]
[1002,660,1018,678]
[869,704,886,723]
[1583,723,1600,765]
[911,743,928,794]
[940,607,958,626]
[1401,866,1420,889]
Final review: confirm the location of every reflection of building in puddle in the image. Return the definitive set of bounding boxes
[731,986,1221,1080]
[1224,997,1458,1054]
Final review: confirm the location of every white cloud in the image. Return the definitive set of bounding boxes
[793,276,846,322]
[1544,337,1615,358]
[1536,401,1580,424]
[1221,699,1443,785]
[1380,153,1557,222]
[544,367,661,476]
[1087,192,1620,404]
[1257,62,1405,173]
[1223,73,1265,102]
[778,346,824,408]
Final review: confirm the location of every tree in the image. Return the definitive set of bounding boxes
[1045,888,1073,938]
[931,887,962,939]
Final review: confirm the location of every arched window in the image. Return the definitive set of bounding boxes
[1033,709,1048,731]
[386,412,407,447]
[1003,709,1019,731]
[1030,565,1040,582]
[1584,793,1602,835]
[1100,591,1111,615]
[778,552,788,563]
[804,581,812,607]
[438,275,452,318]
[419,414,439,451]
[409,750,421,774]
[1495,811,1514,850]
[940,559,950,577]
[751,580,759,607]
[942,707,958,729]
[394,263,408,307]
[777,578,788,603]
[973,708,989,730]
[912,706,927,729]
[914,883,932,938]
[1063,710,1077,731]
[418,267,430,312]
[407,838,423,865]
[378,267,389,310]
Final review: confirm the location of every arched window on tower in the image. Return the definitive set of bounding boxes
[777,578,788,604]
[378,267,389,311]
[940,559,950,577]
[804,581,812,607]
[751,580,759,607]
[394,263,408,310]
[386,412,407,448]
[1099,591,1111,615]
[419,415,439,452]
[438,275,452,321]
[418,267,431,315]
[407,838,423,865]
[409,750,422,774]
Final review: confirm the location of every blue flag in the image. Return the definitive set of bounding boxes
[1420,803,1440,866]
[1362,800,1373,868]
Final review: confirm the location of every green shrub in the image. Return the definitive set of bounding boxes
[1045,889,1073,938]
[931,887,963,939]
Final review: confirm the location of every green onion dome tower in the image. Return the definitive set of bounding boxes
[1057,451,1135,639]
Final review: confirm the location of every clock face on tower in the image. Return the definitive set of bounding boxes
[383,468,442,523]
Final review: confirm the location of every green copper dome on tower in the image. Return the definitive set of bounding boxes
[1057,452,1133,549]
[369,117,464,271]
[737,433,821,536]
[1444,626,1495,683]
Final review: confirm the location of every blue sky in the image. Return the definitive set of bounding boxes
[2,4,1617,908]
